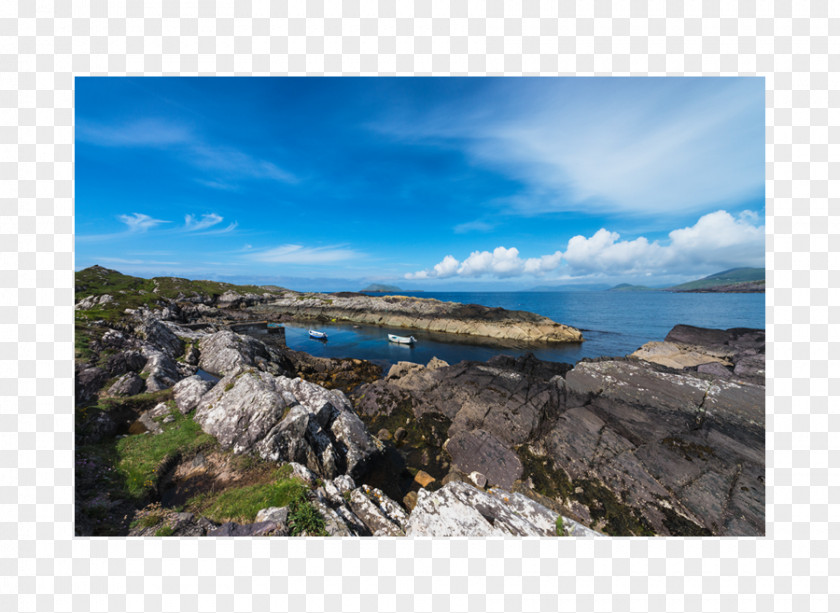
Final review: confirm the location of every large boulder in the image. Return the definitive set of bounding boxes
[138,319,185,358]
[172,375,214,414]
[194,372,383,480]
[107,372,145,397]
[140,348,182,392]
[197,330,289,378]
[405,481,589,537]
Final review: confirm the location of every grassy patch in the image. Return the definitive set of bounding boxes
[288,499,327,536]
[186,468,310,525]
[555,515,565,536]
[114,410,215,499]
[154,526,175,536]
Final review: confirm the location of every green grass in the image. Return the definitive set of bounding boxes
[186,466,312,525]
[154,526,175,536]
[114,409,215,499]
[74,265,285,323]
[288,499,327,536]
[555,515,565,536]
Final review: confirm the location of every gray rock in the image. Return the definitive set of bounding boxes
[347,485,409,536]
[107,372,145,397]
[173,375,214,414]
[139,319,185,358]
[197,330,283,377]
[194,373,382,481]
[140,348,182,392]
[444,429,523,489]
[75,366,109,403]
[255,506,289,524]
[697,362,734,378]
[405,481,565,537]
[208,521,279,537]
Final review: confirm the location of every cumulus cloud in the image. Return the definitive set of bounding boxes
[406,210,764,280]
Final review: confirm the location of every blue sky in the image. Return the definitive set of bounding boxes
[76,77,765,291]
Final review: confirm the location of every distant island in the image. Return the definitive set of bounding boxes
[607,283,658,292]
[361,283,404,292]
[667,267,764,293]
[604,268,764,293]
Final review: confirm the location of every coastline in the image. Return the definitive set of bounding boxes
[74,267,765,537]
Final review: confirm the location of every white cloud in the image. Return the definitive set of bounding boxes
[250,244,360,264]
[406,210,764,280]
[458,247,525,278]
[184,213,224,231]
[379,78,764,217]
[118,213,170,233]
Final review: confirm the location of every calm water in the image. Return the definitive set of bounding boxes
[280,291,765,369]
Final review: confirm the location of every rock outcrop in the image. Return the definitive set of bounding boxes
[405,481,597,537]
[254,292,583,343]
[352,327,764,536]
[194,371,383,481]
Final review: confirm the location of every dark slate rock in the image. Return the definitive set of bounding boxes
[444,429,523,489]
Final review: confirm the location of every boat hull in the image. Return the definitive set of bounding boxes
[388,334,416,344]
[309,330,328,340]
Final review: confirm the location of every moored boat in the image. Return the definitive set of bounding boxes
[309,329,328,340]
[388,334,416,344]
[267,322,283,329]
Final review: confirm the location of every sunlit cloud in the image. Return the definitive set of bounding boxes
[406,210,764,281]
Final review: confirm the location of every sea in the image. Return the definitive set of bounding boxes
[280,291,765,370]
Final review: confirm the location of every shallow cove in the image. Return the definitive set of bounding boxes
[269,290,764,368]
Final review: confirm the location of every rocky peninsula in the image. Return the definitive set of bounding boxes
[253,292,583,343]
[74,266,764,537]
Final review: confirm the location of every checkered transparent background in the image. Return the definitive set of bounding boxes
[1,1,837,612]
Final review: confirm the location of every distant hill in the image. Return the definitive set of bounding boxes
[529,283,612,292]
[361,283,403,292]
[607,283,658,292]
[668,268,765,293]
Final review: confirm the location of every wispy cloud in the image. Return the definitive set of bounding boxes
[184,213,223,232]
[77,118,297,186]
[118,212,170,233]
[454,220,495,234]
[378,78,764,218]
[76,118,193,148]
[249,244,361,264]
[406,210,764,281]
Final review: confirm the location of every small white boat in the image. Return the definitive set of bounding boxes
[309,329,328,340]
[388,334,416,345]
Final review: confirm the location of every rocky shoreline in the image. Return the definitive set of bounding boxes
[252,292,583,343]
[74,268,764,537]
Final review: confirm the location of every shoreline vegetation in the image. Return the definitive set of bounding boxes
[74,266,765,537]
